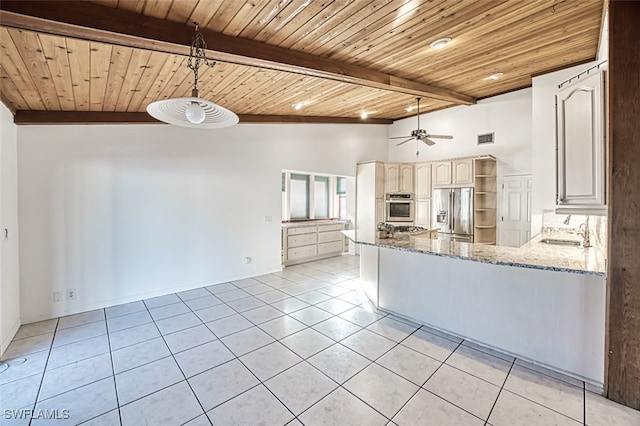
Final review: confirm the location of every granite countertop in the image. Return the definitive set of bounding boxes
[343,230,606,276]
[282,219,349,228]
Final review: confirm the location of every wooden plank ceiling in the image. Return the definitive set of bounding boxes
[0,0,604,124]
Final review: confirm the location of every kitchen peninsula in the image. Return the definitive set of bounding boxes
[344,230,606,385]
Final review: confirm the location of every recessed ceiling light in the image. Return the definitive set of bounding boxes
[292,102,304,110]
[360,111,368,119]
[488,72,504,80]
[406,105,414,112]
[429,37,452,49]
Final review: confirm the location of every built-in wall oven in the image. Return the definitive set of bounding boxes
[385,193,414,222]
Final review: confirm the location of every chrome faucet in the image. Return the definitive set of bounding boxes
[563,215,572,225]
[578,217,591,248]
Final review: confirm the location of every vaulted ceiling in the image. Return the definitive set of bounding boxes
[0,0,605,124]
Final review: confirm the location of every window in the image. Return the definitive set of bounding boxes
[336,176,347,195]
[314,176,330,218]
[290,174,309,219]
[283,171,348,221]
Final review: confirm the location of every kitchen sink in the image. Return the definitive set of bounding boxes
[540,238,582,247]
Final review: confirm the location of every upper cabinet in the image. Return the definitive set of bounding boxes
[452,159,474,185]
[385,163,414,193]
[432,162,452,187]
[414,163,432,198]
[556,70,606,215]
[433,159,474,188]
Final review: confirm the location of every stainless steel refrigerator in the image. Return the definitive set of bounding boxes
[432,188,474,242]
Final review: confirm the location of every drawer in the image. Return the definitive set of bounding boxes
[317,240,343,255]
[287,233,317,248]
[287,226,317,236]
[317,230,343,243]
[317,223,344,232]
[287,245,317,260]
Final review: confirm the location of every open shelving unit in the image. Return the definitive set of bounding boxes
[474,156,497,245]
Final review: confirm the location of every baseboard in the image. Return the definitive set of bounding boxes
[21,267,285,325]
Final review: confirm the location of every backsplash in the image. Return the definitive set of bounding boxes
[541,210,608,250]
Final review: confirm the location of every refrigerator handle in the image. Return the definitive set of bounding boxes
[450,190,455,232]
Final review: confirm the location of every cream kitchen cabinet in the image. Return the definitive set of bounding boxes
[385,163,413,193]
[452,159,474,185]
[432,161,452,187]
[414,163,432,199]
[556,70,606,215]
[433,159,474,188]
[282,222,345,266]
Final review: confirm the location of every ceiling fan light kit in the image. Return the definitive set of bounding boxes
[146,24,239,129]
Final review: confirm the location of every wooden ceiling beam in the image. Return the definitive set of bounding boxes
[0,1,476,106]
[13,111,393,125]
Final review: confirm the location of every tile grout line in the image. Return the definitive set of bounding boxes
[421,338,497,424]
[145,303,213,425]
[178,291,302,423]
[583,381,587,425]
[384,334,466,423]
[483,353,516,425]
[96,308,122,426]
[9,260,381,423]
[28,317,60,426]
[178,270,383,421]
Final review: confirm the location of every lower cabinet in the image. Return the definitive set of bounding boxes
[282,222,345,265]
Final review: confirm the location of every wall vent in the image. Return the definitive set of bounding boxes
[477,132,495,145]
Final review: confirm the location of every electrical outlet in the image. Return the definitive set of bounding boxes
[66,289,76,300]
[53,292,62,302]
[245,256,252,264]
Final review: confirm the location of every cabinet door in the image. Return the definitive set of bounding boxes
[376,197,385,224]
[384,164,400,193]
[452,159,474,185]
[432,162,452,187]
[399,164,414,193]
[415,199,431,228]
[375,162,386,198]
[556,71,606,212]
[414,163,432,198]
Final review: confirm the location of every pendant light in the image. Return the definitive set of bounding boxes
[146,24,239,128]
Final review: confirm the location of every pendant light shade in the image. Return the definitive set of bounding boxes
[146,23,238,128]
[147,97,238,128]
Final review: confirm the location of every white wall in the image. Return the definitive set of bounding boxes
[530,61,600,234]
[0,101,21,356]
[388,89,532,175]
[388,89,532,244]
[18,123,388,323]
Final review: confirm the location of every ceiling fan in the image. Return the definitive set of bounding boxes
[390,97,453,149]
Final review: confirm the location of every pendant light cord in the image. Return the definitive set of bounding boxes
[187,23,217,96]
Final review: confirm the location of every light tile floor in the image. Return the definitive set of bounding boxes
[1,255,639,426]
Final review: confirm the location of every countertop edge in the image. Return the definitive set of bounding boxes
[282,219,349,228]
[342,231,606,277]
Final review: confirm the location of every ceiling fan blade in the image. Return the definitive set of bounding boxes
[389,135,412,139]
[422,138,437,146]
[396,138,414,146]
[426,134,453,139]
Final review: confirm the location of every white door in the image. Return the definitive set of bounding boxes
[500,175,532,247]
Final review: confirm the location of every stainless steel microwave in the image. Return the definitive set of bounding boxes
[385,193,414,222]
